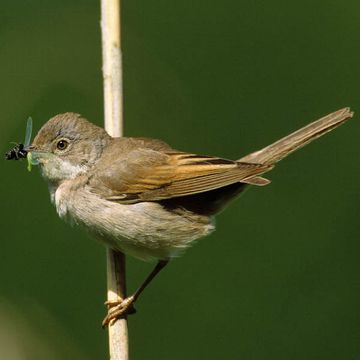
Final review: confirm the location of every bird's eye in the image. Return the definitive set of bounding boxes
[56,139,69,151]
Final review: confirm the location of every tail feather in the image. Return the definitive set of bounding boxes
[239,108,353,165]
[241,176,271,186]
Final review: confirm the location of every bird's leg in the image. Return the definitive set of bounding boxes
[102,259,169,327]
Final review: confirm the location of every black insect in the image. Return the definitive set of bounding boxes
[5,117,33,161]
[5,143,28,160]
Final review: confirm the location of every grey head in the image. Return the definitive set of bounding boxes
[30,113,111,184]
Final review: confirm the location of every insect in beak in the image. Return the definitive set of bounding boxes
[5,117,33,161]
[4,117,39,171]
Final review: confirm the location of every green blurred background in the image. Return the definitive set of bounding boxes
[1,1,359,359]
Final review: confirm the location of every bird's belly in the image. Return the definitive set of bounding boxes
[55,185,215,260]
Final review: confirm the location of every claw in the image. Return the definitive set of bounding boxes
[102,295,136,327]
[105,299,122,307]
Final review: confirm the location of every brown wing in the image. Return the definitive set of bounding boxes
[89,139,272,203]
[137,152,272,201]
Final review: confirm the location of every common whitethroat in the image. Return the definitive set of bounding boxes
[10,107,353,326]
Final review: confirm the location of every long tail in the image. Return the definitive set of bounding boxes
[239,107,353,165]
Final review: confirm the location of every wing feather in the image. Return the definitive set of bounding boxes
[90,145,272,203]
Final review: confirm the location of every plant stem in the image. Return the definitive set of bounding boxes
[100,0,128,359]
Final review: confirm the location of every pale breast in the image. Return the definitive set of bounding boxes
[53,180,215,260]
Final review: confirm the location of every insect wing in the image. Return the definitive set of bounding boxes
[24,117,33,147]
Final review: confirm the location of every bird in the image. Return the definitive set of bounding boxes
[25,107,352,326]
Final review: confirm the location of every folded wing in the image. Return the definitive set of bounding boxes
[89,143,272,204]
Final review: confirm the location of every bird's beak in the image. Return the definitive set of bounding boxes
[26,144,48,156]
[25,144,36,152]
[25,145,50,170]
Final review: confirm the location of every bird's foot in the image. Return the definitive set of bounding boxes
[102,295,136,327]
